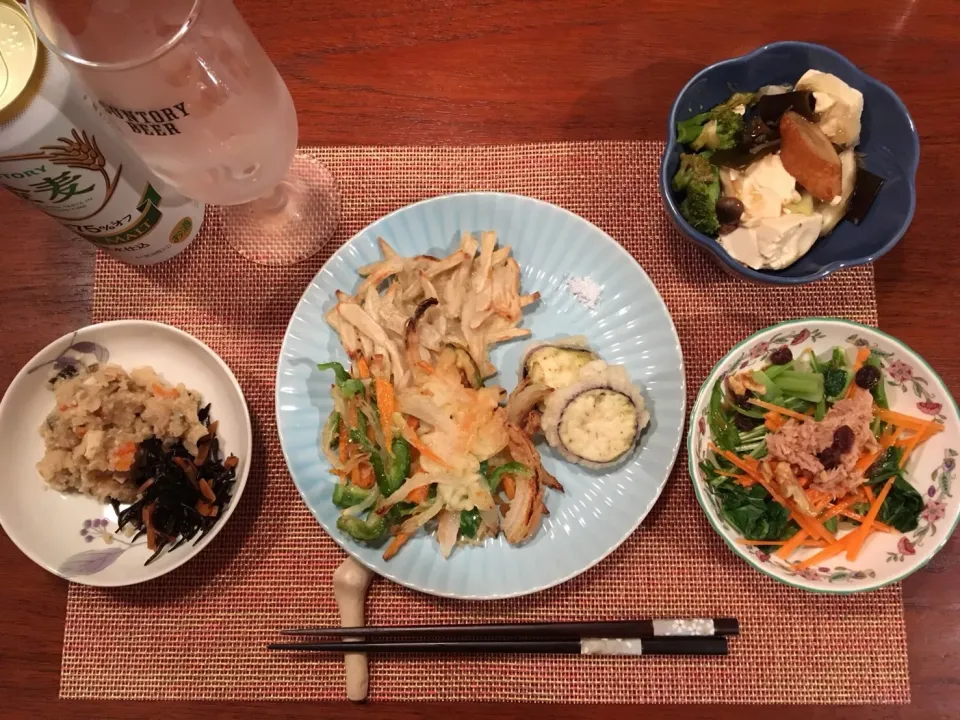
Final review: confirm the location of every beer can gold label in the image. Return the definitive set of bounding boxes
[0,1,38,114]
[0,0,204,265]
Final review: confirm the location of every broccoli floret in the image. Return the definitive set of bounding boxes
[675,91,755,148]
[671,152,717,192]
[690,111,744,151]
[679,177,721,236]
[823,367,848,398]
[673,153,721,235]
[677,113,710,144]
[714,92,757,113]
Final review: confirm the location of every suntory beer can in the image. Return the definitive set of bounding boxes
[0,0,204,264]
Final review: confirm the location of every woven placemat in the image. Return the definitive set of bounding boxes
[60,142,909,703]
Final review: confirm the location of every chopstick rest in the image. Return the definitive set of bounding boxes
[332,558,374,702]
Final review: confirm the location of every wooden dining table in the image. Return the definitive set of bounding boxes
[2,0,958,717]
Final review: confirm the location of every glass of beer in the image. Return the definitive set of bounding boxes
[26,0,340,265]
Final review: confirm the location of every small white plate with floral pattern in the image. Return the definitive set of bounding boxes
[689,318,960,593]
[0,321,251,587]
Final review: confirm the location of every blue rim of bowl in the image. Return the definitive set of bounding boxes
[687,317,960,594]
[276,191,687,599]
[660,41,920,286]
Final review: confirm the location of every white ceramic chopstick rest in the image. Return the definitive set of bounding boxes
[333,557,374,701]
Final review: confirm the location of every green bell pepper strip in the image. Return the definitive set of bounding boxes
[337,512,386,542]
[486,461,531,492]
[459,509,481,538]
[383,438,411,496]
[318,362,365,398]
[317,361,350,384]
[332,484,374,508]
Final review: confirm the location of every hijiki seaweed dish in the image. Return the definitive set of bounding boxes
[319,232,651,560]
[35,342,240,565]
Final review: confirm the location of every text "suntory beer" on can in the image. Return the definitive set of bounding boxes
[0,0,204,264]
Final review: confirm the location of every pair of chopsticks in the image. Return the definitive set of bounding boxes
[269,618,739,657]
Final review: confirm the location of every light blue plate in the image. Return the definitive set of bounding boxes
[276,193,686,599]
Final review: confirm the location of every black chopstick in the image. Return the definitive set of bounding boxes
[279,617,738,639]
[268,636,728,656]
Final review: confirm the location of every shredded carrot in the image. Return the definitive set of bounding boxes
[354,462,375,489]
[818,494,862,523]
[198,478,216,503]
[775,530,811,559]
[764,411,785,432]
[382,532,410,560]
[406,416,420,431]
[863,485,876,503]
[416,361,435,375]
[407,485,429,504]
[151,383,180,399]
[855,427,902,473]
[143,503,157,551]
[794,533,855,571]
[338,422,349,463]
[196,501,218,517]
[356,356,370,378]
[735,475,756,488]
[846,476,896,561]
[790,509,836,544]
[502,474,517,500]
[875,408,945,434]
[112,442,137,471]
[398,423,451,468]
[739,537,825,548]
[806,487,831,508]
[747,399,813,423]
[374,378,395,443]
[899,427,936,467]
[715,470,744,479]
[710,444,785,504]
[838,510,894,533]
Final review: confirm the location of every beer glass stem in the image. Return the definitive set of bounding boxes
[221,150,341,266]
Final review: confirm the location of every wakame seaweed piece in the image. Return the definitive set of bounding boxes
[198,403,211,425]
[845,167,885,225]
[755,91,817,124]
[709,139,782,170]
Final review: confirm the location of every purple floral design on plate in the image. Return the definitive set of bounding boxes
[61,517,142,577]
[790,328,811,346]
[26,331,109,381]
[59,547,126,577]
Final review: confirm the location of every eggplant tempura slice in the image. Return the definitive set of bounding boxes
[519,336,600,390]
[542,361,649,469]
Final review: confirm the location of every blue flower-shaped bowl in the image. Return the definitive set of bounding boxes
[660,41,919,285]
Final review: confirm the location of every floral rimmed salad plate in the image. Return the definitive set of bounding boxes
[689,318,960,593]
[0,321,252,587]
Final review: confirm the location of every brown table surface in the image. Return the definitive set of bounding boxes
[2,1,959,718]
